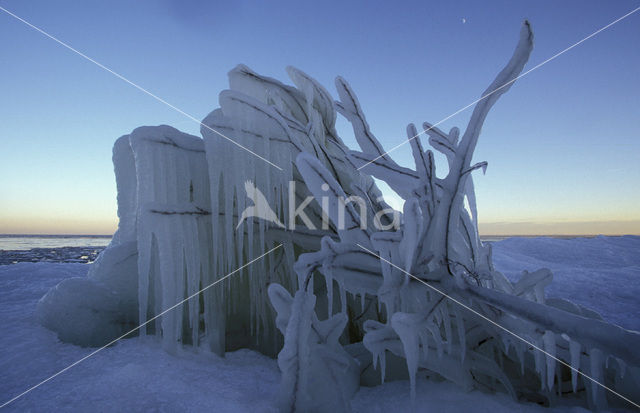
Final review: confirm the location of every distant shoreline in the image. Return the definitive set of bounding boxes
[1,234,638,263]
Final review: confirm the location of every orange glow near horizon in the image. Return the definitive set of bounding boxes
[478,220,640,237]
[0,217,117,236]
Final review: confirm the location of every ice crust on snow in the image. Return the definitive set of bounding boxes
[2,260,609,412]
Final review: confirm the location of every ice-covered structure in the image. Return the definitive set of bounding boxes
[37,21,639,411]
[37,55,388,357]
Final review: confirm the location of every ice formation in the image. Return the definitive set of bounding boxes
[37,20,640,411]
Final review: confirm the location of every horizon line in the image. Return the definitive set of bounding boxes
[1,233,639,238]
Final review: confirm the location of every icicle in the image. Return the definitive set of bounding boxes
[569,339,581,393]
[138,233,151,337]
[380,351,386,384]
[616,357,626,379]
[454,307,466,363]
[441,304,452,355]
[589,348,604,407]
[533,337,546,390]
[340,280,347,313]
[516,343,525,376]
[325,268,334,316]
[433,306,442,327]
[418,329,430,360]
[284,241,295,284]
[502,336,511,356]
[427,323,443,359]
[391,313,420,403]
[542,331,556,391]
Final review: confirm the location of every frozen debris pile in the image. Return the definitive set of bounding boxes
[267,21,640,411]
[36,20,640,411]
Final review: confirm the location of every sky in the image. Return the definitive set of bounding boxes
[0,0,639,236]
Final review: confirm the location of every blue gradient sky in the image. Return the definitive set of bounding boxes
[1,0,639,235]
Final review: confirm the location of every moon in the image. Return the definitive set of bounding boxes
[462,18,467,24]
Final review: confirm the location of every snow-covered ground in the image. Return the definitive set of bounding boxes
[1,236,638,412]
[491,235,640,331]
